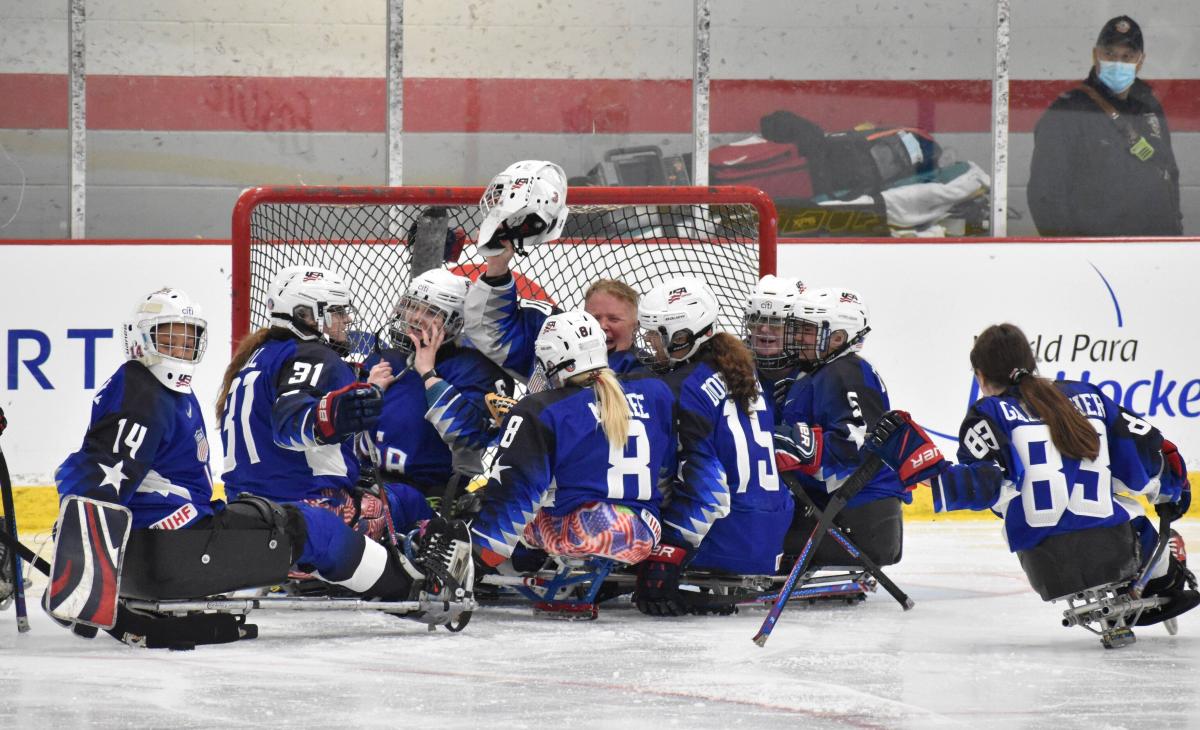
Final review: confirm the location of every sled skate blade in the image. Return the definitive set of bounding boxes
[532,600,599,620]
[1101,626,1136,649]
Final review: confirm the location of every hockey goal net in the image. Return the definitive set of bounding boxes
[231,186,777,349]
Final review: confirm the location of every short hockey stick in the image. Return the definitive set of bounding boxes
[1129,514,1175,599]
[0,434,30,633]
[753,454,884,647]
[787,479,914,611]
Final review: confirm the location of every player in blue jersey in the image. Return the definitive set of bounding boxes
[751,285,908,568]
[462,160,643,378]
[363,268,514,511]
[867,323,1196,626]
[217,266,430,539]
[51,288,471,643]
[634,277,795,616]
[742,274,808,424]
[471,310,675,570]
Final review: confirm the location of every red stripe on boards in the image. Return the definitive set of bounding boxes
[2,75,1200,133]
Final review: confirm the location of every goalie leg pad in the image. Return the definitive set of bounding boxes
[48,496,131,629]
[121,496,300,601]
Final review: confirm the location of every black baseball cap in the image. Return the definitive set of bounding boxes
[1096,16,1143,52]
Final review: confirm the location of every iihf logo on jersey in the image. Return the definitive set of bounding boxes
[667,286,689,304]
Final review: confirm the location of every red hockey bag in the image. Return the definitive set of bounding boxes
[709,137,814,200]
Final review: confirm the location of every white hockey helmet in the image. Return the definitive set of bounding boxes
[529,310,609,392]
[793,286,870,364]
[123,287,208,393]
[742,275,808,370]
[637,277,719,372]
[266,265,355,344]
[386,268,471,353]
[478,160,569,256]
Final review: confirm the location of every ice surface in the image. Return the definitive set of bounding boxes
[3,521,1198,729]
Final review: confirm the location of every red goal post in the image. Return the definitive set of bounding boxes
[231,185,777,350]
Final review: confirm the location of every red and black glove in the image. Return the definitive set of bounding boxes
[635,543,691,617]
[774,422,823,476]
[1155,439,1191,521]
[865,410,945,488]
[314,383,383,444]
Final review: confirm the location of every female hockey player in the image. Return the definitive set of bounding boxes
[462,159,643,378]
[634,276,795,616]
[751,284,908,569]
[51,287,469,645]
[470,310,676,570]
[866,323,1196,627]
[363,268,514,511]
[217,265,438,541]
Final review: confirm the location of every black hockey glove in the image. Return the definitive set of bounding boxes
[635,543,691,616]
[314,383,383,444]
[0,405,6,437]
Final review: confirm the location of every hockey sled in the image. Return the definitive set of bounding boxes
[1018,521,1183,648]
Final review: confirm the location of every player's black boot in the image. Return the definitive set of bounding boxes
[1137,531,1199,627]
[0,518,13,609]
[411,517,474,602]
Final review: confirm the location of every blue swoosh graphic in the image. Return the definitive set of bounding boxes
[1090,262,1123,328]
[926,428,959,442]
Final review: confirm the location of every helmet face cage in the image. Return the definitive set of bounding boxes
[133,315,208,365]
[125,288,207,393]
[742,312,808,370]
[635,325,706,373]
[478,161,567,255]
[385,295,463,352]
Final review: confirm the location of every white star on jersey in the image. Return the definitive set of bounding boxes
[98,460,128,494]
[847,422,867,449]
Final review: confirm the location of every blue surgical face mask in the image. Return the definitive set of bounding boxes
[1097,60,1137,94]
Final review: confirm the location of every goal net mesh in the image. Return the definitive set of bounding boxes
[233,187,775,351]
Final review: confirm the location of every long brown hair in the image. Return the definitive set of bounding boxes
[215,327,273,420]
[701,332,759,414]
[568,368,630,449]
[970,323,1100,461]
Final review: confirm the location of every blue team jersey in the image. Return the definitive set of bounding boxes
[780,353,909,509]
[56,362,216,530]
[220,332,361,502]
[462,272,642,378]
[363,344,513,490]
[661,360,794,575]
[472,373,676,559]
[933,380,1180,552]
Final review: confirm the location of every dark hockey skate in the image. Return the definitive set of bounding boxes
[1135,531,1198,631]
[0,517,13,610]
[403,517,475,630]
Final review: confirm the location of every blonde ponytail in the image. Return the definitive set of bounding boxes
[570,368,630,449]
